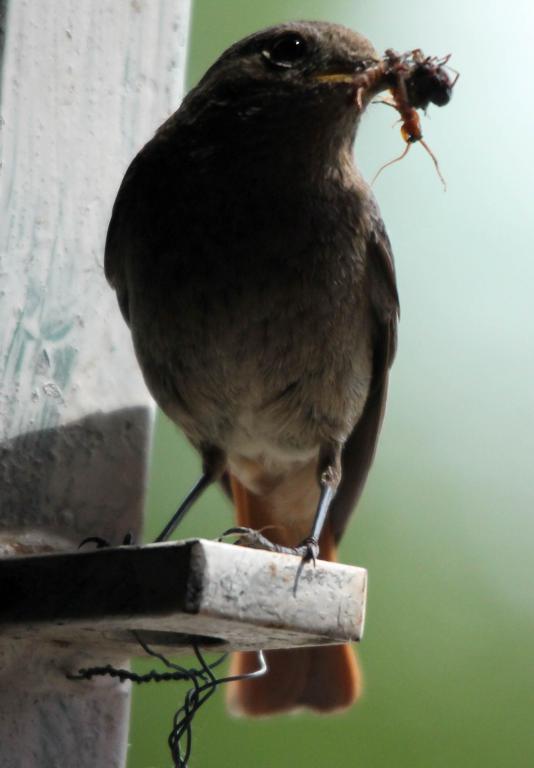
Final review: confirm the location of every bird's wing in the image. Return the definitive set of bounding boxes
[329,215,400,542]
[104,152,148,326]
[104,134,170,326]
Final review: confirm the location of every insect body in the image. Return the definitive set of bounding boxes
[405,50,458,110]
[371,49,458,188]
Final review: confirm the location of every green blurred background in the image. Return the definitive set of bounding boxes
[128,1,534,766]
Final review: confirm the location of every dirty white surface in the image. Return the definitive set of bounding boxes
[189,540,367,645]
[0,539,367,653]
[0,1,191,766]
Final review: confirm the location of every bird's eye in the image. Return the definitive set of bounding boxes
[262,33,308,69]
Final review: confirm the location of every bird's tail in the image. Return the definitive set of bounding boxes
[226,474,362,716]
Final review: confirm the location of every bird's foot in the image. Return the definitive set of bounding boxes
[292,536,319,567]
[78,531,135,549]
[219,527,319,564]
[219,527,293,554]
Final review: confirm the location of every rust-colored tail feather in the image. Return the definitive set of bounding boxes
[226,474,362,716]
[227,643,361,716]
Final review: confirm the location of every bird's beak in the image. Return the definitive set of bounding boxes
[314,73,360,85]
[312,59,384,109]
[313,55,380,86]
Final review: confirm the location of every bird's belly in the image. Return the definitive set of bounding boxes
[132,235,373,467]
[144,296,373,473]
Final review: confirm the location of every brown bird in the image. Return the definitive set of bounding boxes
[105,21,399,715]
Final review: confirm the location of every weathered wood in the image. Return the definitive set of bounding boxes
[0,1,191,766]
[0,540,367,655]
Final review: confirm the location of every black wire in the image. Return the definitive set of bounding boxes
[168,645,268,766]
[67,632,267,768]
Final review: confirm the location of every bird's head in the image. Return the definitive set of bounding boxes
[180,22,379,156]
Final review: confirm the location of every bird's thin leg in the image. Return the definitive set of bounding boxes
[154,475,211,543]
[293,442,342,564]
[154,446,226,543]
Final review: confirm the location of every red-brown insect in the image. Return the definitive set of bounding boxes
[368,49,458,188]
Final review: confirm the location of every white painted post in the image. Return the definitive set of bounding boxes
[0,1,191,766]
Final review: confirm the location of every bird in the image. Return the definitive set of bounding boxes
[105,20,399,716]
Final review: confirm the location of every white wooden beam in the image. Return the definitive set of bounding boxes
[0,540,368,656]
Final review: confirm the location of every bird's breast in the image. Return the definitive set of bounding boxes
[129,158,374,463]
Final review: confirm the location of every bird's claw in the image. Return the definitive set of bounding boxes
[292,536,320,567]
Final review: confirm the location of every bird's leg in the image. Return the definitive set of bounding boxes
[225,443,343,564]
[293,442,342,564]
[154,445,226,543]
